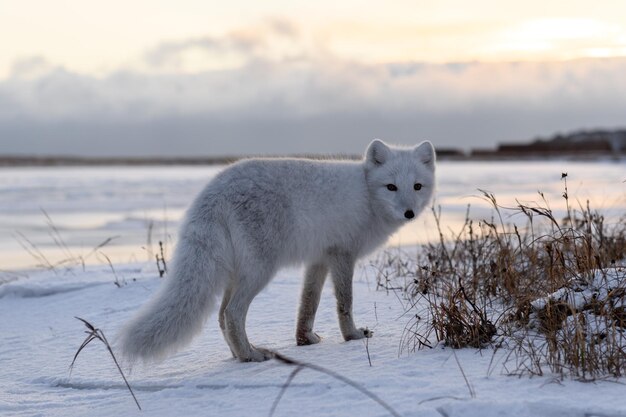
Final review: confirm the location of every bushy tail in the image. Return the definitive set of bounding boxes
[118,234,226,363]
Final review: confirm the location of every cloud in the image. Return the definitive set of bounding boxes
[478,18,626,61]
[1,19,626,155]
[141,18,306,72]
[4,56,626,118]
[9,56,55,79]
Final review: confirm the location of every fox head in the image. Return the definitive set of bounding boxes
[364,139,436,224]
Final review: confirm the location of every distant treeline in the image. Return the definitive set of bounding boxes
[472,128,626,159]
[0,155,237,167]
[2,129,625,166]
[0,154,362,167]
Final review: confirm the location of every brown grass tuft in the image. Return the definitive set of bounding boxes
[377,173,626,379]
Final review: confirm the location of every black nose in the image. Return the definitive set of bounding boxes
[404,210,415,219]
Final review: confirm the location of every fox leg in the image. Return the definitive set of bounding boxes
[329,254,373,341]
[223,266,275,362]
[296,263,328,346]
[219,281,237,358]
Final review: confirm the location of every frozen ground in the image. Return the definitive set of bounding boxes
[2,259,626,417]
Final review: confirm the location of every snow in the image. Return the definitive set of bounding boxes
[529,268,626,312]
[1,160,625,416]
[2,260,626,417]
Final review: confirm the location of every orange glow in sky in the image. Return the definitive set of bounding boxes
[2,1,626,78]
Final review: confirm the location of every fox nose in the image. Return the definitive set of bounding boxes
[404,210,415,219]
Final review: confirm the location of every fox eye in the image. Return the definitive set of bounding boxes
[386,184,398,191]
[414,183,422,191]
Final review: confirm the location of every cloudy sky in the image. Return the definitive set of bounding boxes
[1,1,626,156]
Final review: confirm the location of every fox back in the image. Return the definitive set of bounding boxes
[187,140,435,265]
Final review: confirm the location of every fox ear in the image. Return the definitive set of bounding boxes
[366,139,391,166]
[414,141,436,168]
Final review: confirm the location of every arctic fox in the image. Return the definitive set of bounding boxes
[119,139,436,363]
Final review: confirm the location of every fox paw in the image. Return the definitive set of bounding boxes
[240,346,273,362]
[296,331,322,346]
[344,327,373,341]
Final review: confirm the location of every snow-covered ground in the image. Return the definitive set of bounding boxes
[1,160,625,416]
[2,259,626,417]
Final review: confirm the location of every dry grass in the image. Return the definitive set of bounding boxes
[156,241,168,277]
[378,173,626,379]
[71,317,141,410]
[13,209,120,275]
[267,350,401,417]
[10,210,168,288]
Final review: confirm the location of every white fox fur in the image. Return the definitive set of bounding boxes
[118,139,436,363]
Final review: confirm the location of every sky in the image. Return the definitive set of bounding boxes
[1,0,626,156]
